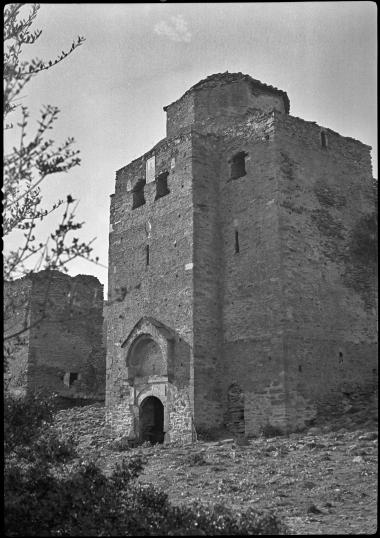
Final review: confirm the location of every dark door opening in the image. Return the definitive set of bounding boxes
[139,396,164,444]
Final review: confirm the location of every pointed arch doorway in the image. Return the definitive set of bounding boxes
[139,396,165,444]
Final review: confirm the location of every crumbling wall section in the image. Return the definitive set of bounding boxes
[4,277,33,396]
[27,271,105,400]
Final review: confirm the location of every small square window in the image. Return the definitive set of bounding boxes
[63,372,79,387]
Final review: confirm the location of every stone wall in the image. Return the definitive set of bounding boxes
[192,133,224,429]
[4,277,33,396]
[5,271,106,400]
[106,128,196,438]
[165,72,288,139]
[107,72,377,442]
[273,112,377,427]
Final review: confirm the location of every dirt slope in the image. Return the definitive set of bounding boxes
[53,402,378,535]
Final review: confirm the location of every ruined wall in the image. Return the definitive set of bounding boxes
[4,277,33,396]
[106,130,195,439]
[26,271,105,399]
[274,113,378,427]
[4,271,105,400]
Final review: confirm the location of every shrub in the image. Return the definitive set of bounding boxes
[186,451,208,466]
[260,422,283,438]
[4,392,58,455]
[196,426,230,441]
[5,394,288,535]
[107,436,132,452]
[5,453,288,536]
[29,428,77,463]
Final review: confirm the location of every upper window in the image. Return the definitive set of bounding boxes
[132,181,146,210]
[321,131,328,149]
[155,171,170,200]
[229,151,248,180]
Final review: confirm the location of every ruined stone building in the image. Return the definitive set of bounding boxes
[106,72,378,443]
[4,270,106,402]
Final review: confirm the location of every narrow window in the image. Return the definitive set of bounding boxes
[155,171,170,200]
[146,244,150,266]
[64,372,79,387]
[229,151,248,180]
[321,131,328,148]
[226,383,245,436]
[132,181,145,210]
[69,372,78,385]
[235,230,240,253]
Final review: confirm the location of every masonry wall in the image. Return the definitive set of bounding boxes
[274,113,378,427]
[165,74,287,139]
[108,73,377,440]
[27,271,105,399]
[106,131,195,437]
[192,133,224,430]
[4,277,33,396]
[216,112,289,435]
[194,79,286,129]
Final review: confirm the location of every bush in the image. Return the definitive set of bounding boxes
[260,423,284,438]
[23,428,77,463]
[107,436,132,452]
[5,394,287,535]
[186,451,208,466]
[4,392,58,455]
[5,454,288,536]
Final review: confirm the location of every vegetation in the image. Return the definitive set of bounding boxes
[4,3,98,358]
[5,393,287,536]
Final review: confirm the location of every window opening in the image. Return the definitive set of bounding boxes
[321,131,328,148]
[155,171,170,200]
[226,383,245,436]
[63,372,79,387]
[229,151,248,180]
[146,244,150,266]
[235,230,240,253]
[132,181,146,210]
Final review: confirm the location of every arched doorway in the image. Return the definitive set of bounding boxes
[139,396,164,444]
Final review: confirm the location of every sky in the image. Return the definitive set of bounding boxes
[4,2,377,295]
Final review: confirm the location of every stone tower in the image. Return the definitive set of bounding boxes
[106,72,377,443]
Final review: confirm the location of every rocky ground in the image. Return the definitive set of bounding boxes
[53,402,378,535]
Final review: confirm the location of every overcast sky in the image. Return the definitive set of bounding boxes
[5,2,377,295]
